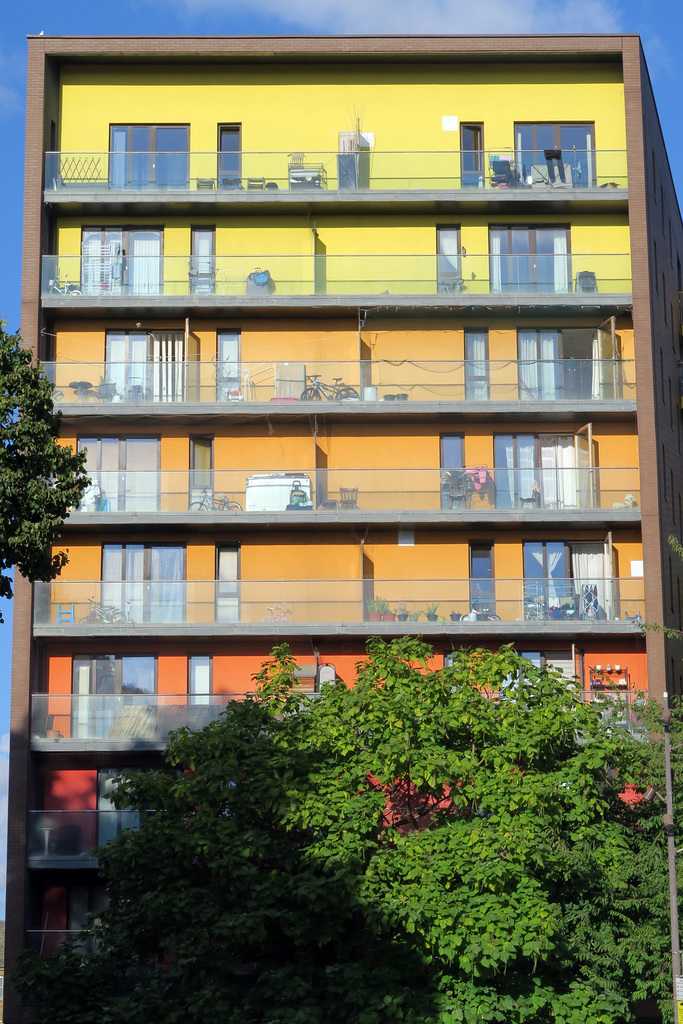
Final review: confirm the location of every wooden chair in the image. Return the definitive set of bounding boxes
[339,486,358,509]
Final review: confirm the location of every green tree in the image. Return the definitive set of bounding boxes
[0,322,87,613]
[13,640,665,1023]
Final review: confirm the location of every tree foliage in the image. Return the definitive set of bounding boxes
[13,640,676,1023]
[0,322,87,610]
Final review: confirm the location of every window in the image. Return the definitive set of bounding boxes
[78,437,159,512]
[190,227,215,294]
[490,225,570,294]
[216,329,242,400]
[494,432,593,510]
[436,227,462,292]
[218,125,242,188]
[102,544,185,623]
[460,123,484,187]
[81,227,162,296]
[190,437,213,501]
[98,769,139,845]
[190,655,212,704]
[72,655,156,738]
[517,327,606,400]
[514,123,595,187]
[520,649,575,680]
[216,546,239,623]
[105,329,186,402]
[440,435,463,510]
[470,543,494,613]
[523,541,606,619]
[109,125,189,190]
[465,329,489,399]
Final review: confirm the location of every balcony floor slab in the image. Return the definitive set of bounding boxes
[34,620,644,640]
[42,292,633,320]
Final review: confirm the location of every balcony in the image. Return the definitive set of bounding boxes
[71,466,641,522]
[45,358,636,410]
[41,253,632,314]
[27,810,140,867]
[32,693,242,749]
[27,930,97,955]
[44,148,628,203]
[33,577,645,637]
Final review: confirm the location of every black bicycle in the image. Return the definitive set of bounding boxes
[300,374,360,401]
[189,487,242,512]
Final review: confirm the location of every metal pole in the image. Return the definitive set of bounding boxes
[662,692,681,1021]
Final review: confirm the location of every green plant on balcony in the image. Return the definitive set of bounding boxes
[407,610,420,622]
[424,602,439,621]
[367,596,390,620]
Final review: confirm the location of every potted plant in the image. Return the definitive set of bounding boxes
[424,602,439,622]
[395,601,409,622]
[367,596,389,622]
[449,610,461,621]
[382,606,396,622]
[408,610,420,623]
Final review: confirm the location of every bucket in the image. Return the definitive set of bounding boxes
[363,386,377,401]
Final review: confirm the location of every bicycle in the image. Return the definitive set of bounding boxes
[189,487,242,512]
[79,597,127,623]
[48,275,82,296]
[261,603,291,622]
[300,374,359,401]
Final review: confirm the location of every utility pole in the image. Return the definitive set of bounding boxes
[662,693,681,1022]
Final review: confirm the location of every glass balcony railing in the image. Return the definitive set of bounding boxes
[44,358,636,406]
[33,577,645,629]
[44,149,628,194]
[32,693,242,743]
[41,253,632,301]
[71,466,640,515]
[27,810,140,862]
[27,930,98,955]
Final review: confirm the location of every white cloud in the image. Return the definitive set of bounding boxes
[152,0,622,34]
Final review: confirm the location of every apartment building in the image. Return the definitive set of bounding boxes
[6,33,683,1021]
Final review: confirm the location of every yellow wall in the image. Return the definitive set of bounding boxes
[57,62,627,155]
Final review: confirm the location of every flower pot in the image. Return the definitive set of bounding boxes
[450,612,461,621]
[397,613,409,622]
[368,612,382,622]
[426,614,438,622]
[382,612,396,622]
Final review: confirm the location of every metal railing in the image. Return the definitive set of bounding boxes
[32,693,242,742]
[71,466,640,515]
[33,577,645,628]
[41,252,632,300]
[44,148,628,194]
[44,358,636,406]
[27,810,140,861]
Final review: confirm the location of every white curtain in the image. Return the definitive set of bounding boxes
[571,543,606,619]
[540,437,577,509]
[539,330,560,398]
[490,232,502,293]
[553,233,568,293]
[130,231,161,295]
[150,545,184,623]
[518,329,537,399]
[518,437,535,505]
[152,331,185,402]
[466,330,487,399]
[591,333,600,399]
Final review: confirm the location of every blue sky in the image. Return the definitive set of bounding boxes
[0,0,681,916]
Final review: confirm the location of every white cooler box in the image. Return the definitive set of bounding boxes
[245,473,312,511]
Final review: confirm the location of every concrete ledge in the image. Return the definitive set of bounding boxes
[34,620,644,640]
